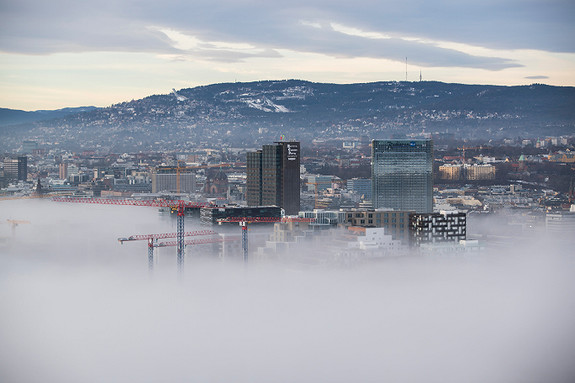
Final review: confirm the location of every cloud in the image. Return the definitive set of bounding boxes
[525,75,550,79]
[1,0,571,70]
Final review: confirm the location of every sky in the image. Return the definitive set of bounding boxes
[1,0,574,111]
[1,199,575,382]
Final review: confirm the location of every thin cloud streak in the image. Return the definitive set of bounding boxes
[1,0,574,109]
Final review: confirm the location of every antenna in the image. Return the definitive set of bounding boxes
[420,70,422,82]
[405,57,408,82]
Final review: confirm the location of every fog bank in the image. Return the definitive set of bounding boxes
[1,200,574,382]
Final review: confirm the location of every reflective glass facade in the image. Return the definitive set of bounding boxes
[371,139,433,213]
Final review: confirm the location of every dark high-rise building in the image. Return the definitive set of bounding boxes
[3,156,27,181]
[372,139,433,213]
[247,141,300,215]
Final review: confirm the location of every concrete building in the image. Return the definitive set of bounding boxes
[546,205,575,239]
[372,139,433,213]
[438,164,463,180]
[151,171,196,193]
[343,209,413,242]
[299,210,347,226]
[58,163,68,180]
[247,141,300,215]
[409,211,467,246]
[465,164,496,180]
[347,227,404,255]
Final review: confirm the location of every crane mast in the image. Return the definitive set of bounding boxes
[218,217,315,263]
[54,196,214,273]
[176,202,185,273]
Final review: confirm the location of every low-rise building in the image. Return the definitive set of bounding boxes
[343,209,413,242]
[409,211,467,246]
[200,205,282,225]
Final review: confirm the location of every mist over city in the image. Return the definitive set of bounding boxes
[1,199,574,383]
[2,0,575,382]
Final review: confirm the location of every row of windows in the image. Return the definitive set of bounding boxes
[348,212,406,218]
[352,218,406,228]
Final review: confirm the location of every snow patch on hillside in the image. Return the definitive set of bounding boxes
[242,97,290,113]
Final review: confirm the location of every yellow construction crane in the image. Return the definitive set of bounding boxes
[6,219,30,236]
[156,162,234,194]
[306,182,319,209]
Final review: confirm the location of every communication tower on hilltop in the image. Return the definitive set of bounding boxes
[405,57,408,81]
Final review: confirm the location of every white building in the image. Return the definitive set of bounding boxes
[546,205,575,240]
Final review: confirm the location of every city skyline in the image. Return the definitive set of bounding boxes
[1,0,574,111]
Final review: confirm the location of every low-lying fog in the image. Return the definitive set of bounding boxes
[1,199,574,383]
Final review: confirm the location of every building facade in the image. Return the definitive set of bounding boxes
[307,175,332,192]
[438,164,463,181]
[3,156,27,181]
[247,141,300,215]
[151,172,196,193]
[347,178,372,201]
[58,163,68,180]
[343,209,414,242]
[409,211,467,246]
[372,139,433,213]
[464,164,496,180]
[546,205,575,240]
[200,206,282,225]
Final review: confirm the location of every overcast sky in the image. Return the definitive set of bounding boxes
[1,0,574,110]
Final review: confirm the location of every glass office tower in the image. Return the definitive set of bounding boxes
[371,139,433,213]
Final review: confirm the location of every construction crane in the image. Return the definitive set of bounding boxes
[217,217,316,263]
[152,236,241,248]
[149,236,241,267]
[52,196,214,272]
[306,182,320,210]
[457,145,491,162]
[155,162,236,194]
[118,230,219,270]
[6,219,30,237]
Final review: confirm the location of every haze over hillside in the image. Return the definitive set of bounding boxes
[1,80,574,152]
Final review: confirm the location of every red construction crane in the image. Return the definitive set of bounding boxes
[153,236,241,248]
[147,235,241,268]
[52,196,215,272]
[217,217,316,263]
[118,230,219,270]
